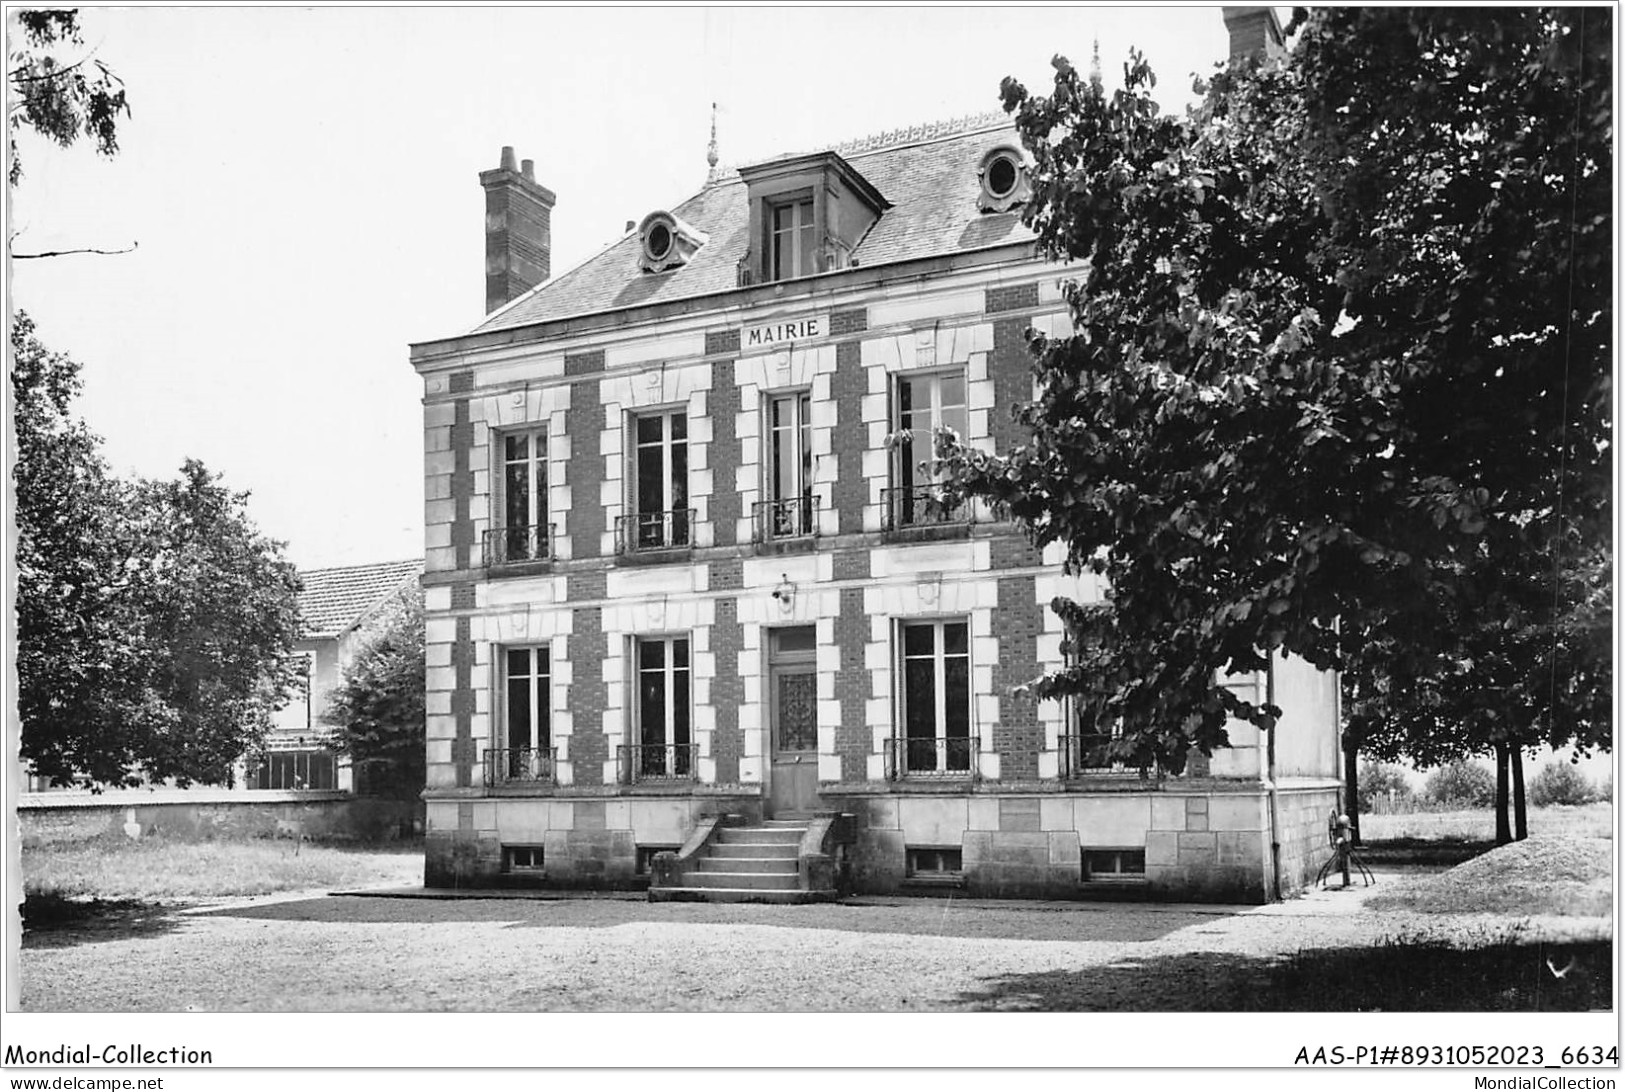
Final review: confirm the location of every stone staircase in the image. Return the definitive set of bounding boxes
[649,817,840,904]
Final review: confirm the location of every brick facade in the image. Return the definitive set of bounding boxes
[833,587,870,783]
[563,385,603,559]
[710,597,744,785]
[708,358,741,547]
[568,606,606,786]
[985,282,1039,314]
[830,340,867,531]
[991,575,1043,780]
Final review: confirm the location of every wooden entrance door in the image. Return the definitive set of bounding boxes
[767,627,818,816]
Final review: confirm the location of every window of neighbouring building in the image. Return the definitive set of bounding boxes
[493,645,552,784]
[625,410,690,552]
[888,370,968,529]
[756,390,815,541]
[490,428,550,565]
[631,635,692,779]
[769,195,816,281]
[250,749,337,791]
[897,619,973,776]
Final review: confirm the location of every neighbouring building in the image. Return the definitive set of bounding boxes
[248,559,424,792]
[409,7,1339,903]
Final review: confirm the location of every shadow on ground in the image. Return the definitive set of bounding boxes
[959,939,1613,1011]
[21,894,185,950]
[195,893,1214,943]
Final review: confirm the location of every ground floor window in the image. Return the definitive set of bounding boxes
[250,750,337,791]
[898,619,972,774]
[631,635,691,779]
[503,845,545,873]
[906,846,963,877]
[1082,848,1146,882]
[496,645,552,782]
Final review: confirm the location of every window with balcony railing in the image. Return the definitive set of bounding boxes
[495,645,552,786]
[491,429,551,568]
[890,619,976,780]
[621,410,691,556]
[887,370,969,535]
[756,390,816,545]
[624,635,694,783]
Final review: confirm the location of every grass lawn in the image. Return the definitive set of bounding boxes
[1361,801,1613,843]
[23,838,423,901]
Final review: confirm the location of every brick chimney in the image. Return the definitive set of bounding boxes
[480,146,556,314]
[1221,6,1286,62]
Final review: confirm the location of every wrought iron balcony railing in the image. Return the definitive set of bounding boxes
[615,509,695,555]
[484,523,554,567]
[752,495,817,543]
[881,484,966,532]
[1060,732,1133,777]
[484,746,557,787]
[885,735,979,780]
[618,742,699,784]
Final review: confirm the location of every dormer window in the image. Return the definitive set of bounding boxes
[637,211,707,274]
[736,151,890,287]
[977,146,1031,213]
[770,195,816,281]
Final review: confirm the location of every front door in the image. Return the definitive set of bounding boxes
[767,627,818,816]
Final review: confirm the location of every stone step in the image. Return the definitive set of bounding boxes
[760,818,812,827]
[709,841,799,859]
[682,870,800,891]
[716,827,803,844]
[694,856,798,875]
[648,886,836,905]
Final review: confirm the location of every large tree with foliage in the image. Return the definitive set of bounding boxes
[320,589,425,802]
[14,315,303,786]
[936,9,1610,789]
[8,8,129,187]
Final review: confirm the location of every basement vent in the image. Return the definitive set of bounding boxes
[502,845,545,873]
[1082,848,1145,882]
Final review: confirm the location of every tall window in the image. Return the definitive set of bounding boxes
[497,430,549,563]
[499,645,551,781]
[630,411,689,550]
[899,619,971,773]
[763,391,813,538]
[770,197,815,281]
[893,371,968,526]
[636,636,691,777]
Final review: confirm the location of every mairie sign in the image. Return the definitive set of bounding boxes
[742,314,825,349]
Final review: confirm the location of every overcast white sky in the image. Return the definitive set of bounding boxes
[9,5,1245,570]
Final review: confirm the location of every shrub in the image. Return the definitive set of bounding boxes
[1357,761,1415,813]
[1423,759,1497,808]
[1529,762,1594,807]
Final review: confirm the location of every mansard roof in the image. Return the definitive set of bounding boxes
[473,113,1038,335]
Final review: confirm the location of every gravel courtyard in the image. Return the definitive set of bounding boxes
[20,866,1610,1012]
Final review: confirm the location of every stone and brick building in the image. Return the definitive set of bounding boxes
[409,7,1341,902]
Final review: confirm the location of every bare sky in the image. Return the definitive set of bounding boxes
[10,6,1239,570]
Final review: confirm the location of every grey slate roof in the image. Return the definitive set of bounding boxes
[297,560,422,639]
[474,116,1038,334]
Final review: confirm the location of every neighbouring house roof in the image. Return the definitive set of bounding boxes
[473,112,1038,334]
[297,560,422,639]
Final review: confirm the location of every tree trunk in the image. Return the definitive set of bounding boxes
[1511,746,1528,841]
[1494,742,1513,845]
[1344,734,1362,845]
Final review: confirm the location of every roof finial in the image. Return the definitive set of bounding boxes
[705,102,720,185]
[1089,37,1103,91]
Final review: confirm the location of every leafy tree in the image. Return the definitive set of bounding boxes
[321,588,425,802]
[12,310,145,783]
[1423,760,1496,809]
[8,9,129,186]
[1529,762,1594,807]
[1355,760,1413,815]
[14,315,302,786]
[934,9,1611,791]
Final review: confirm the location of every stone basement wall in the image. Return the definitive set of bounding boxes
[18,792,416,847]
[823,787,1293,904]
[1272,782,1344,898]
[423,793,763,888]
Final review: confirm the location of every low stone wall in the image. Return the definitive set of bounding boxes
[18,790,417,846]
[1272,781,1344,898]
